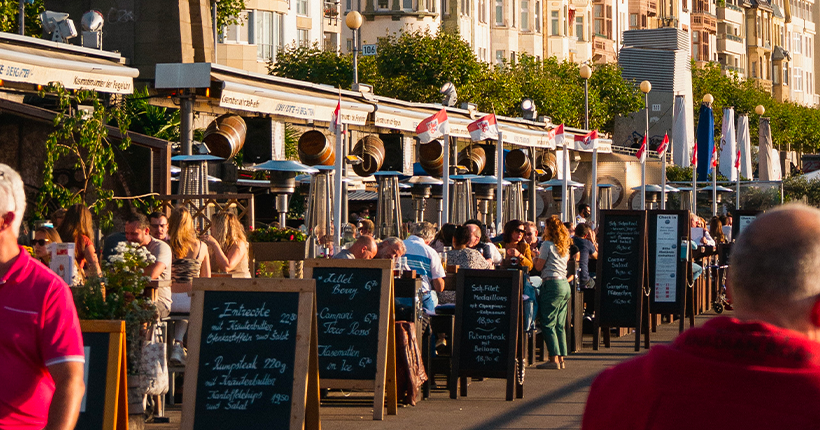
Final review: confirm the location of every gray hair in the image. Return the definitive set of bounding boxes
[377,237,406,258]
[728,203,820,324]
[0,164,26,234]
[409,222,436,241]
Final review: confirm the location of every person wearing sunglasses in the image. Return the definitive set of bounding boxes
[32,227,61,264]
[500,220,533,272]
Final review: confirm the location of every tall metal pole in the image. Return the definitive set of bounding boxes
[641,92,648,210]
[585,78,598,227]
[18,0,24,35]
[562,145,569,222]
[333,124,344,248]
[663,96,675,210]
[353,30,359,85]
[529,149,537,223]
[442,134,450,225]
[180,91,194,156]
[213,0,219,63]
[496,132,504,235]
[712,154,718,216]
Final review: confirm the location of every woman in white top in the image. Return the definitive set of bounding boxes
[533,215,572,370]
[203,211,251,278]
[690,213,716,246]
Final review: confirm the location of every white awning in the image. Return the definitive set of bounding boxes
[0,35,138,94]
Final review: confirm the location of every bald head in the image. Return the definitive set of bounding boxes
[350,235,378,260]
[729,204,820,331]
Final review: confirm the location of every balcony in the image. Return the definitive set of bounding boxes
[717,5,744,22]
[717,33,745,53]
[720,63,745,75]
[324,1,340,28]
[648,1,658,16]
[592,35,616,63]
[753,78,773,93]
[692,11,717,34]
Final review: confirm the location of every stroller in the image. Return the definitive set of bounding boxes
[710,244,732,314]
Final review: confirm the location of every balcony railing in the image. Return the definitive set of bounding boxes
[718,33,743,42]
[720,63,745,74]
[324,1,340,24]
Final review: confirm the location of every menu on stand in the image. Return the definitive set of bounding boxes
[182,279,320,430]
[596,211,646,329]
[733,210,761,240]
[648,210,689,316]
[304,259,397,420]
[451,269,523,401]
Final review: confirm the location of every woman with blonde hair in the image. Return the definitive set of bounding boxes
[533,215,572,370]
[167,207,211,365]
[56,203,101,277]
[203,211,251,278]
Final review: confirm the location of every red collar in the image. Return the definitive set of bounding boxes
[0,246,29,286]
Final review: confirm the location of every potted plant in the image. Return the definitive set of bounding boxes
[248,226,308,277]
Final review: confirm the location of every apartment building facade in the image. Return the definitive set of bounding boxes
[781,0,817,105]
[692,0,718,65]
[544,0,593,63]
[716,0,748,77]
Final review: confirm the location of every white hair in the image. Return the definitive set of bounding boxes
[0,164,26,234]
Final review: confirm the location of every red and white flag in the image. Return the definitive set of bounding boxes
[416,109,449,143]
[548,124,565,147]
[574,129,598,151]
[657,133,669,157]
[691,141,698,167]
[329,96,342,135]
[636,134,647,163]
[467,114,499,141]
[735,148,741,170]
[710,142,718,170]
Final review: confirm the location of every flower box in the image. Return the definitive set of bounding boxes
[249,241,308,263]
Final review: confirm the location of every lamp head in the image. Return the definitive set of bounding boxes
[640,80,652,94]
[345,11,363,30]
[755,105,765,115]
[580,64,592,79]
[440,82,457,107]
[521,98,537,120]
[703,93,714,104]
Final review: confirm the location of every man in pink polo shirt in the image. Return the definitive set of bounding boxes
[0,164,85,429]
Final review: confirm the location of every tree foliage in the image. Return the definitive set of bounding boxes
[0,0,44,35]
[214,0,248,30]
[35,84,131,229]
[270,30,642,135]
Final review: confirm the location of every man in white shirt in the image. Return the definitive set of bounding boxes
[403,222,446,315]
[690,212,716,247]
[125,213,173,318]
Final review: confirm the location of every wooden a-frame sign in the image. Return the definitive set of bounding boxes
[77,320,128,430]
[304,259,398,420]
[182,278,321,430]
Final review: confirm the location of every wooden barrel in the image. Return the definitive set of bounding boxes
[351,135,386,176]
[418,140,444,177]
[537,152,558,181]
[203,114,247,160]
[506,149,532,179]
[298,130,335,166]
[457,145,487,174]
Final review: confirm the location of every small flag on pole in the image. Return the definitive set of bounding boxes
[692,141,698,167]
[636,134,647,163]
[735,148,741,170]
[710,142,718,170]
[657,133,669,157]
[549,124,565,147]
[467,114,499,141]
[574,129,598,151]
[416,109,450,143]
[329,95,342,135]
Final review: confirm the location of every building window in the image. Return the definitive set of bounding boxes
[378,0,389,9]
[256,11,284,62]
[223,10,251,44]
[521,0,529,30]
[794,67,803,91]
[551,10,560,35]
[297,0,309,15]
[479,0,487,22]
[594,4,602,17]
[496,49,506,64]
[576,16,584,41]
[594,18,602,35]
[793,33,802,54]
[535,2,541,32]
[346,0,352,10]
[496,0,504,25]
[404,0,414,10]
[297,29,310,47]
[629,13,637,29]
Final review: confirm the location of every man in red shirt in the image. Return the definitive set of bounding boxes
[0,164,85,430]
[583,204,820,430]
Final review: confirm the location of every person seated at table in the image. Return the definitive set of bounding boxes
[430,223,457,253]
[524,221,542,262]
[376,237,405,260]
[403,222,446,315]
[357,219,375,238]
[690,212,716,246]
[33,226,84,286]
[441,226,493,305]
[573,223,598,290]
[202,211,251,278]
[464,219,502,265]
[124,212,173,318]
[710,216,728,244]
[720,214,733,241]
[333,235,377,259]
[57,203,101,278]
[500,220,533,272]
[168,207,211,366]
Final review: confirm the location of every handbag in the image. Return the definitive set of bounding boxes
[140,322,169,396]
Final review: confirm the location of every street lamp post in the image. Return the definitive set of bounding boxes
[580,64,597,226]
[640,80,652,211]
[346,12,363,87]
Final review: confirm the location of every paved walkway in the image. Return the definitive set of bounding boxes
[148,311,720,430]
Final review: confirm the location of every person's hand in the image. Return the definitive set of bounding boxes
[506,247,519,258]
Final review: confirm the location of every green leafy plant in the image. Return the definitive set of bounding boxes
[213,0,248,32]
[73,242,158,374]
[0,0,44,35]
[35,83,131,230]
[248,226,306,242]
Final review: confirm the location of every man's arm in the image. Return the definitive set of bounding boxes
[146,261,166,280]
[45,361,85,430]
[431,277,445,293]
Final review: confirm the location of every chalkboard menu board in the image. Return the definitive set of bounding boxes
[647,210,689,315]
[77,321,128,430]
[733,210,761,241]
[595,210,646,328]
[451,269,523,401]
[182,279,320,430]
[304,259,397,420]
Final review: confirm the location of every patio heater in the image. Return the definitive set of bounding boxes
[540,178,585,222]
[374,171,404,239]
[503,178,527,225]
[472,175,508,228]
[303,165,337,258]
[700,185,733,215]
[631,184,680,210]
[254,160,319,228]
[405,176,442,223]
[429,178,454,227]
[172,154,223,229]
[450,174,478,225]
[597,183,614,216]
[522,182,544,222]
